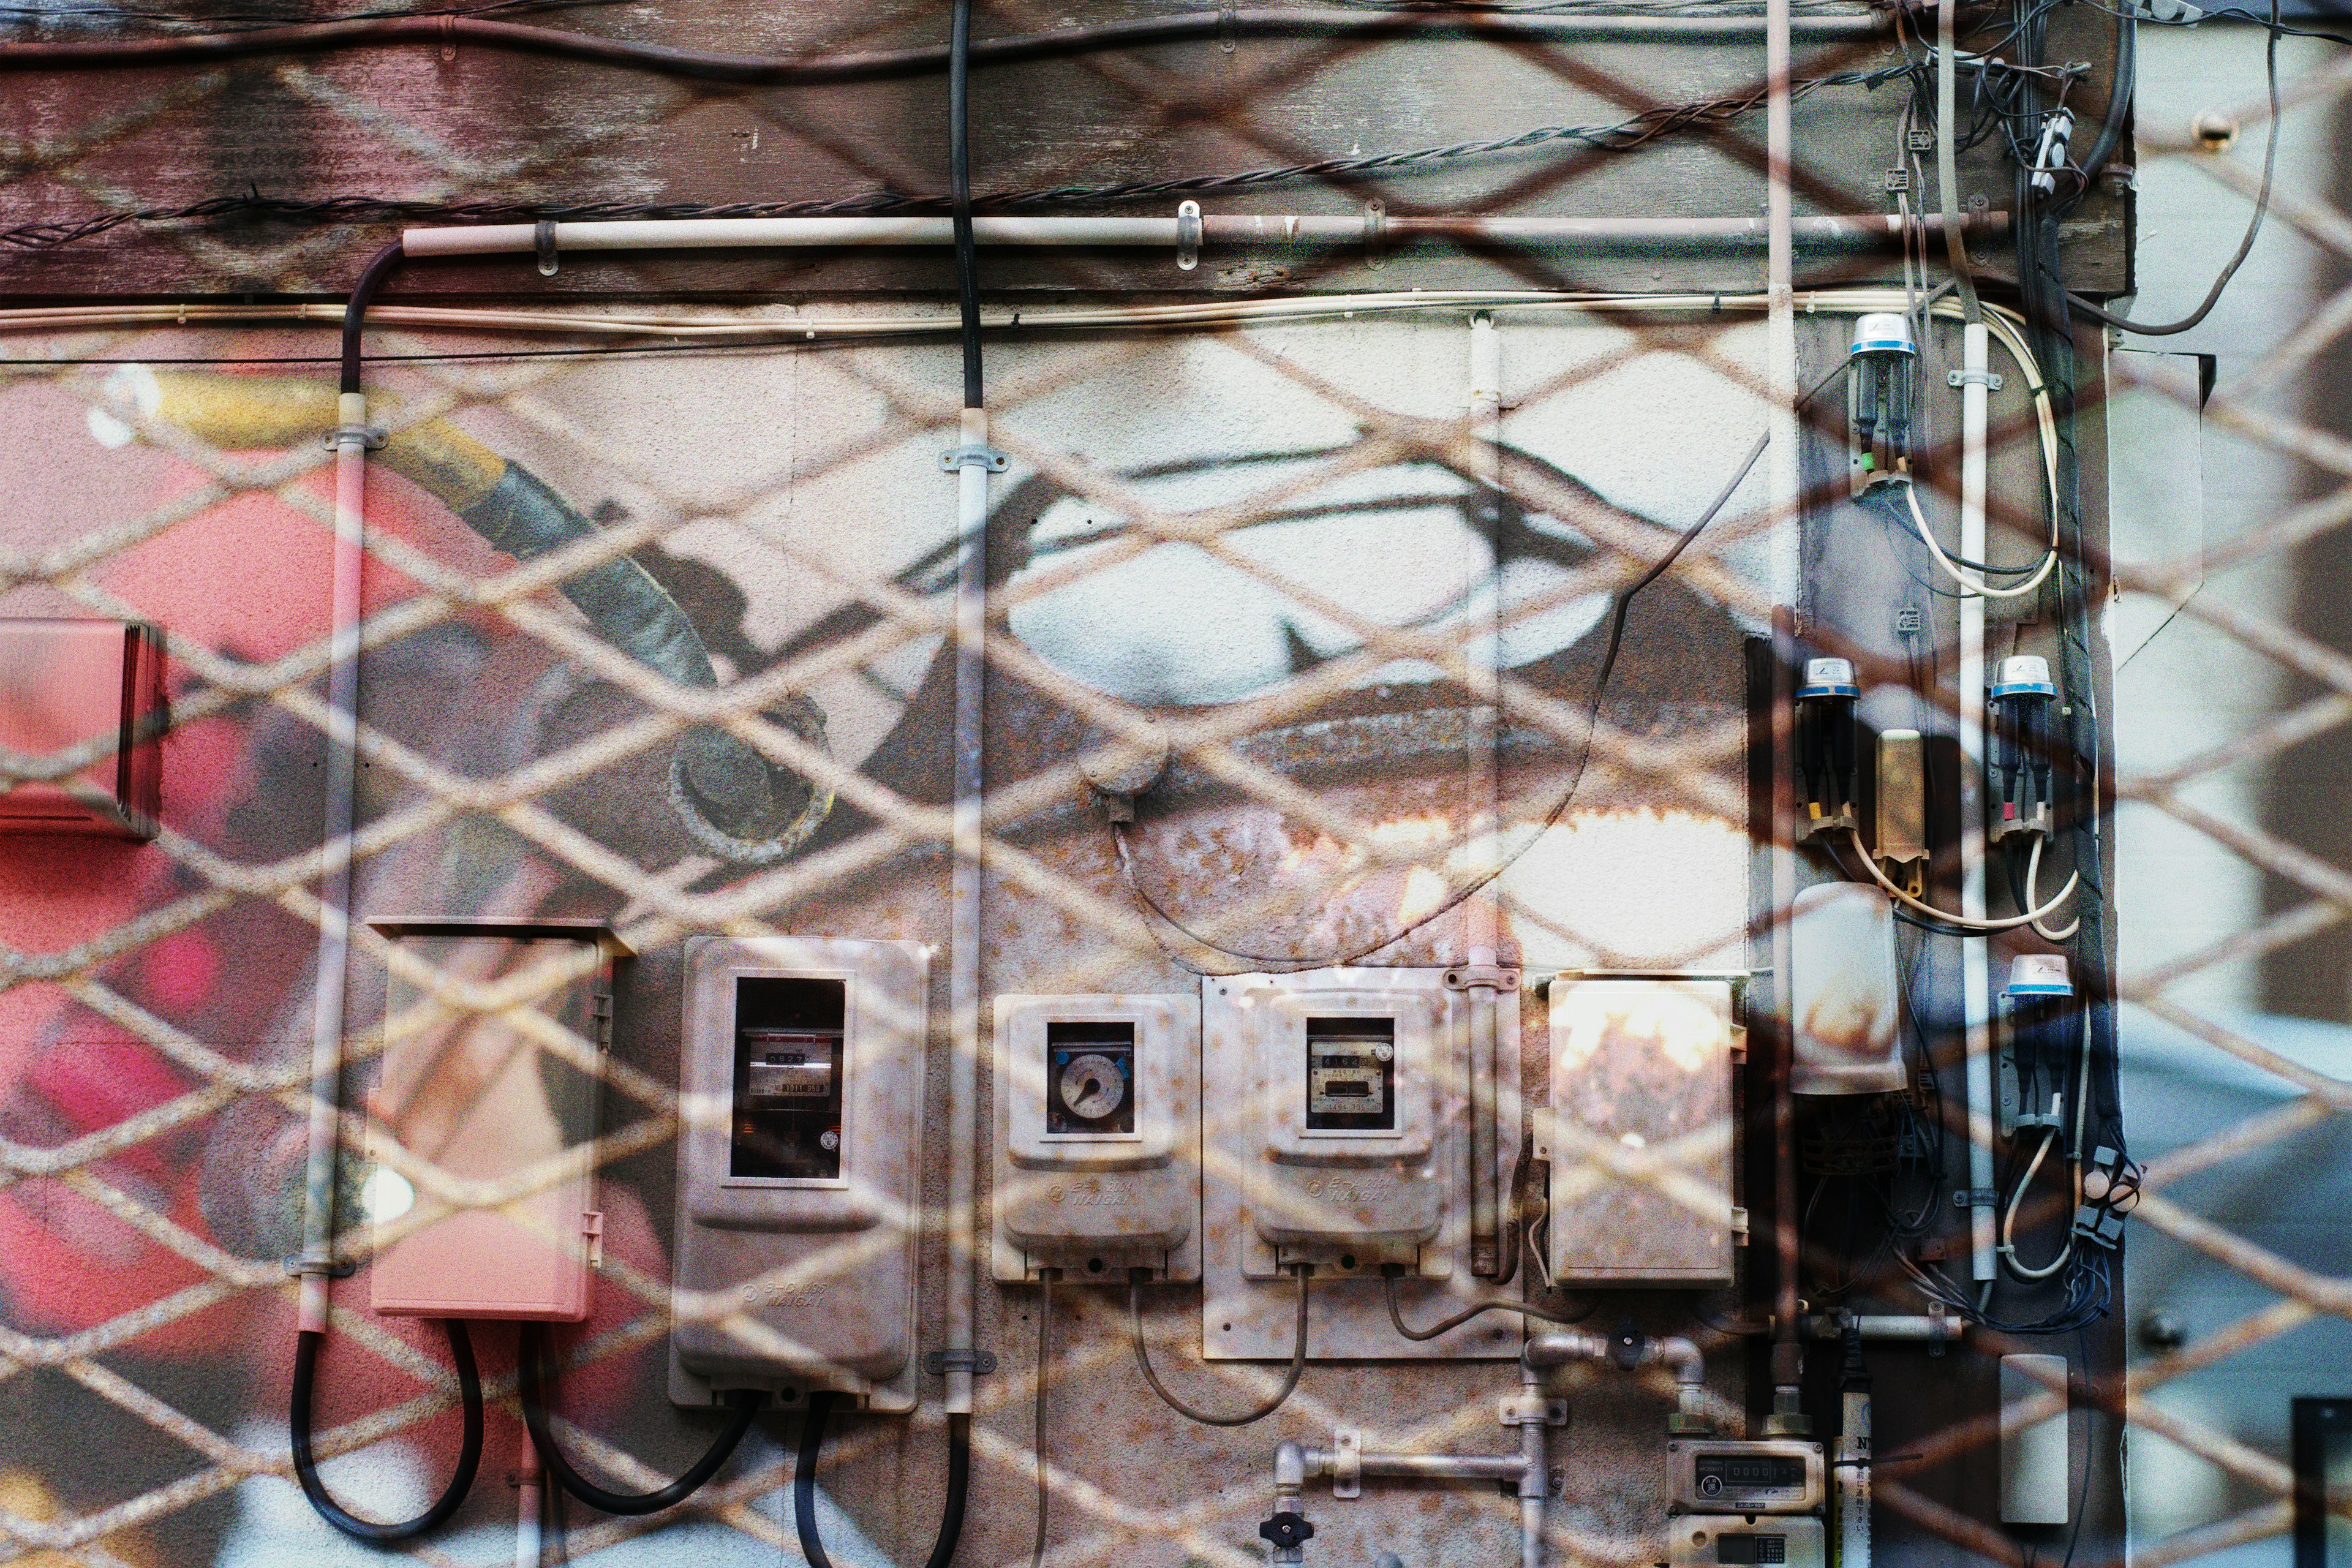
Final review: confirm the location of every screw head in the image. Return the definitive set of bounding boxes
[2192,110,2238,151]
[2141,1310,2190,1352]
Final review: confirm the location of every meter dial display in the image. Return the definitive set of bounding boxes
[1057,1052,1129,1122]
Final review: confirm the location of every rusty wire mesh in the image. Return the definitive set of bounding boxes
[0,9,2345,1568]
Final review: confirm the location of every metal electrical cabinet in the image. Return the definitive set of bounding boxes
[990,992,1200,1283]
[669,936,928,1412]
[365,921,628,1322]
[0,617,165,839]
[1201,967,1522,1360]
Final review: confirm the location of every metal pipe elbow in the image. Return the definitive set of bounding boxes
[1521,1329,1610,1372]
[1275,1441,1311,1489]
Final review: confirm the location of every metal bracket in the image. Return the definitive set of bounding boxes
[322,425,387,451]
[922,1348,999,1377]
[535,218,559,277]
[1499,1392,1567,1428]
[283,1252,357,1280]
[1176,200,1202,272]
[1363,199,1387,271]
[1331,1428,1363,1498]
[1952,1187,1999,1209]
[940,444,1008,473]
[1947,367,2005,391]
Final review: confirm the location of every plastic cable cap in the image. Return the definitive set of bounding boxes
[2005,954,2071,999]
[1796,657,1860,700]
[1991,654,2056,698]
[1851,312,1917,358]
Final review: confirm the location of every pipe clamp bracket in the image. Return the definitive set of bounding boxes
[1952,1186,1999,1208]
[940,445,1008,473]
[322,425,386,451]
[282,1252,357,1279]
[1177,200,1202,271]
[535,218,559,277]
[1330,1428,1362,1498]
[1499,1392,1567,1427]
[1947,368,2004,391]
[922,1348,998,1377]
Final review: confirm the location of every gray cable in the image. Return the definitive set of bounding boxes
[1032,1271,1054,1568]
[1130,1264,1310,1427]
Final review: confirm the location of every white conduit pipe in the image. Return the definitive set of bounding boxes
[1959,320,1998,1291]
[1464,312,1504,1276]
[514,1439,544,1568]
[295,390,371,1335]
[398,211,1994,258]
[944,404,990,1418]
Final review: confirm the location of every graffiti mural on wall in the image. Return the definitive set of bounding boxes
[0,323,1763,1562]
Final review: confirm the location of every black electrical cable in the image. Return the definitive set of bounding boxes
[949,0,981,410]
[794,1391,970,1568]
[2065,0,2134,204]
[517,1322,763,1516]
[1130,1264,1310,1426]
[289,1321,485,1544]
[0,6,1871,78]
[340,237,406,395]
[2066,0,2278,337]
[1030,1272,1055,1568]
[1376,1264,1599,1341]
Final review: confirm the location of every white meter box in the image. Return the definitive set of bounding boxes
[1540,974,1740,1285]
[365,921,628,1323]
[669,937,927,1412]
[1201,968,1521,1361]
[991,993,1199,1283]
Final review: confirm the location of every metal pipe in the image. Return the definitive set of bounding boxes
[399,211,1999,258]
[1464,312,1504,1276]
[944,404,990,1417]
[514,1437,544,1568]
[294,390,371,1336]
[1360,1452,1527,1483]
[1802,1313,1966,1344]
[1762,0,1809,1441]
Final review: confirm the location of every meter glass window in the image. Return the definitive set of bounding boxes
[1046,1020,1136,1135]
[731,977,846,1179]
[1305,1016,1395,1131]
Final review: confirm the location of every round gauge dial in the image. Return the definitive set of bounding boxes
[1056,1052,1128,1121]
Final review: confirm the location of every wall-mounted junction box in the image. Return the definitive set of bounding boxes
[0,618,165,839]
[1539,974,1740,1285]
[364,921,628,1322]
[669,937,927,1412]
[1201,968,1521,1362]
[991,993,1199,1283]
[1787,884,1905,1097]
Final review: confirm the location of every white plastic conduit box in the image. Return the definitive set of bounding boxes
[669,937,927,1412]
[1539,974,1740,1285]
[990,993,1200,1283]
[1200,968,1521,1361]
[364,921,630,1322]
[0,617,165,839]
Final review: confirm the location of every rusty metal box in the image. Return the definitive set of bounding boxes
[0,618,165,839]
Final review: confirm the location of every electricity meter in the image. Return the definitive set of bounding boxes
[990,993,1199,1283]
[669,937,928,1412]
[364,920,627,1322]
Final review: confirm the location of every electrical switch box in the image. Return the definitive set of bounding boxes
[669,937,927,1412]
[1201,968,1521,1362]
[0,618,165,839]
[991,994,1199,1283]
[364,921,628,1322]
[1540,974,1740,1284]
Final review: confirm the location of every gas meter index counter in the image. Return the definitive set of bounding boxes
[670,936,927,1414]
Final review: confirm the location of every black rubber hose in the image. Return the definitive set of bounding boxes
[795,1391,971,1568]
[339,238,405,396]
[518,1322,762,1515]
[290,1322,484,1544]
[2068,0,2135,203]
[949,0,982,409]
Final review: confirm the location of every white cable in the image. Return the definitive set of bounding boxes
[1999,1126,2075,1280]
[1848,826,2078,932]
[2025,833,2080,941]
[1897,477,2057,600]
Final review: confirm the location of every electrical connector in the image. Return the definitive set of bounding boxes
[1795,657,1861,839]
[1989,655,2057,842]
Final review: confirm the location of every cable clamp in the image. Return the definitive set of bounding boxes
[921,1348,998,1377]
[1947,367,2005,391]
[1443,962,1518,993]
[535,217,559,277]
[1363,198,1387,272]
[1951,1186,1999,1209]
[282,1251,357,1279]
[1176,199,1202,273]
[322,424,386,451]
[1331,1427,1363,1498]
[939,443,1008,473]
